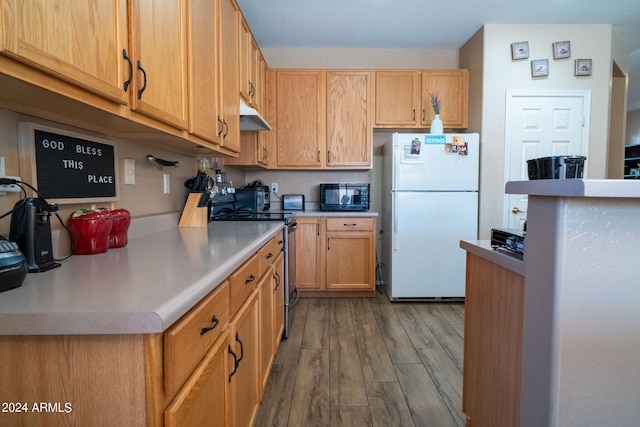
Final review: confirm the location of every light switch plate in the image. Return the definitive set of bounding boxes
[163,174,170,194]
[124,158,135,185]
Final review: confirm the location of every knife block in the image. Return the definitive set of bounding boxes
[179,193,208,228]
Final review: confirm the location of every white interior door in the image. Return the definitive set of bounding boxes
[504,91,590,228]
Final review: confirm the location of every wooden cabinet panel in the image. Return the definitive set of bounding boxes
[0,0,129,104]
[326,71,373,167]
[187,0,221,143]
[375,71,420,125]
[165,331,229,427]
[275,70,326,167]
[128,0,188,129]
[164,280,230,397]
[272,252,285,352]
[326,217,374,232]
[258,269,273,395]
[296,216,375,294]
[219,0,240,152]
[294,217,325,289]
[229,254,259,316]
[258,234,283,279]
[326,231,375,291]
[421,70,468,128]
[463,253,524,427]
[238,17,252,103]
[375,69,468,130]
[229,290,260,427]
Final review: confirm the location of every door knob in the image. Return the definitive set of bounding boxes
[511,207,526,214]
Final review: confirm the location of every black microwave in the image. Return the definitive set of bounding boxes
[319,183,370,211]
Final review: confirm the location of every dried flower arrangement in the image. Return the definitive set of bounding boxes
[429,92,441,115]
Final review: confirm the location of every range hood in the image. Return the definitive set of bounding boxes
[239,99,271,131]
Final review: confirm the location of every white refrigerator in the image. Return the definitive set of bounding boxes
[381,133,479,300]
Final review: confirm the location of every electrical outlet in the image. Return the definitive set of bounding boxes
[0,176,21,193]
[271,182,278,193]
[163,174,170,194]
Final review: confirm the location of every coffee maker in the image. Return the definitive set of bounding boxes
[10,198,61,272]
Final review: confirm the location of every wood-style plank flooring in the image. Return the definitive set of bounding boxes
[255,292,466,427]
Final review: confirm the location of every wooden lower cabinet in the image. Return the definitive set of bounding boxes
[228,289,260,427]
[272,252,285,353]
[462,253,524,427]
[295,216,375,296]
[165,330,230,426]
[0,233,285,427]
[294,217,325,290]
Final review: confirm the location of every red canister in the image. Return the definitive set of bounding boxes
[67,209,113,255]
[108,208,131,248]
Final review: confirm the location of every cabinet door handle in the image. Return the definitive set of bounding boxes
[200,315,219,335]
[122,49,133,92]
[266,252,273,260]
[227,344,238,382]
[273,272,280,292]
[217,116,224,137]
[317,150,321,163]
[223,120,229,138]
[343,223,357,227]
[327,237,330,251]
[327,150,331,163]
[422,108,426,122]
[235,332,244,365]
[412,109,416,122]
[245,274,255,284]
[136,60,147,99]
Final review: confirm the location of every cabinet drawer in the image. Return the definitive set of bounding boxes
[230,254,259,316]
[164,280,230,398]
[326,217,374,231]
[258,234,284,278]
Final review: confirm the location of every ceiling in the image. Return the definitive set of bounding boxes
[236,0,640,110]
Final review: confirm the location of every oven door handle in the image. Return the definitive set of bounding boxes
[288,221,298,232]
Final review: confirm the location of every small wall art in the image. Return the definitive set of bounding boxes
[553,41,571,59]
[575,58,592,76]
[511,41,529,60]
[531,59,549,77]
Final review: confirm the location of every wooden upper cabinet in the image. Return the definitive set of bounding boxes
[326,71,373,168]
[0,0,129,104]
[128,0,188,129]
[238,18,252,104]
[219,0,240,152]
[374,69,468,130]
[275,70,326,168]
[421,70,468,128]
[375,71,420,126]
[187,0,221,143]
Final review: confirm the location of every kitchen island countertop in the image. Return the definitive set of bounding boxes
[0,221,284,336]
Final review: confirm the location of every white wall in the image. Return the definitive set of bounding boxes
[0,110,199,237]
[461,24,627,237]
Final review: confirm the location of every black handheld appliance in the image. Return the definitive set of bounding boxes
[10,198,61,272]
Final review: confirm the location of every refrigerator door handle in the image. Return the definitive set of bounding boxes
[392,191,398,251]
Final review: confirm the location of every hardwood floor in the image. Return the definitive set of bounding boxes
[255,292,466,427]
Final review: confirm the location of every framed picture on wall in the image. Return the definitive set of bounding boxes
[531,59,549,77]
[511,41,529,60]
[575,59,592,76]
[553,41,571,59]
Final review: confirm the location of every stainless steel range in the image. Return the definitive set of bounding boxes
[209,194,297,339]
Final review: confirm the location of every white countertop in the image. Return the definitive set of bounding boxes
[288,209,378,217]
[0,221,284,335]
[506,179,640,197]
[460,240,525,276]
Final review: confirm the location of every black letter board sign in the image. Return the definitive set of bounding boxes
[18,123,119,203]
